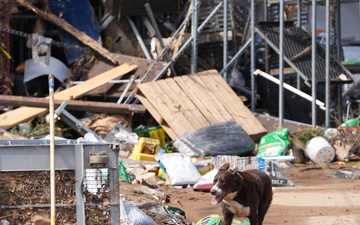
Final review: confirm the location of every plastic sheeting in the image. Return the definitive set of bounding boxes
[120,198,157,225]
[173,120,255,157]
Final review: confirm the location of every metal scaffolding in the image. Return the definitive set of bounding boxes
[216,0,355,128]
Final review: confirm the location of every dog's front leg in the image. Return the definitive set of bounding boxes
[222,207,234,225]
[248,214,259,225]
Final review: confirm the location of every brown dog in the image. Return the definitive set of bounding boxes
[210,163,273,225]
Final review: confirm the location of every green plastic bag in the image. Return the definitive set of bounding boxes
[257,128,290,157]
[196,214,250,225]
[119,159,131,183]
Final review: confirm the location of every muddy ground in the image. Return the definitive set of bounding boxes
[120,162,360,225]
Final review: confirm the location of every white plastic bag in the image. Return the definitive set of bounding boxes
[155,153,202,186]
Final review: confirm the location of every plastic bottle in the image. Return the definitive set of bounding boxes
[340,116,360,128]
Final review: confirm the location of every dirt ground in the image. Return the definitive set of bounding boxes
[120,162,360,225]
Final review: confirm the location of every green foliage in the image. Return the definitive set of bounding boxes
[292,127,325,147]
[10,116,72,139]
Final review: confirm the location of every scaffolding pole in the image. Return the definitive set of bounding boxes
[223,0,228,80]
[250,0,255,112]
[311,0,317,126]
[191,0,199,74]
[154,2,223,80]
[279,0,285,127]
[325,0,331,127]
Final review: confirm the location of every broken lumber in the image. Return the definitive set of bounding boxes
[16,0,120,65]
[0,62,138,129]
[0,95,146,114]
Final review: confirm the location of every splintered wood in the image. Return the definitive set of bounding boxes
[135,70,267,141]
[0,62,138,129]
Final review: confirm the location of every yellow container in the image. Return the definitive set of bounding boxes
[135,126,167,148]
[131,137,160,162]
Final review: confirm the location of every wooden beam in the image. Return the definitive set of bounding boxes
[16,0,120,65]
[0,95,146,114]
[0,62,137,129]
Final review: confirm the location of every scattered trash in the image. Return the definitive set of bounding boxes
[305,136,335,164]
[1,220,9,225]
[196,214,250,225]
[119,159,131,184]
[155,153,202,186]
[332,169,360,179]
[126,164,166,186]
[131,137,160,162]
[323,128,340,140]
[332,140,354,162]
[193,168,218,192]
[339,116,360,128]
[257,128,290,157]
[135,125,168,148]
[120,198,157,225]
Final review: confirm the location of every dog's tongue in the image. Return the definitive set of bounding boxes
[211,196,222,205]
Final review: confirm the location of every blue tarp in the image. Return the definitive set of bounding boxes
[48,0,100,64]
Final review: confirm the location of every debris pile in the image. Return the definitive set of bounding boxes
[118,117,360,224]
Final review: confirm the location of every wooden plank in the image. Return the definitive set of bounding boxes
[0,63,138,129]
[181,75,228,123]
[153,82,195,135]
[157,79,209,129]
[207,72,259,134]
[198,71,251,131]
[200,70,267,137]
[188,74,234,121]
[175,76,218,124]
[0,95,145,114]
[170,78,211,128]
[135,88,177,139]
[136,82,194,137]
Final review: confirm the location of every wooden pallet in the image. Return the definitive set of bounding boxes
[135,69,267,141]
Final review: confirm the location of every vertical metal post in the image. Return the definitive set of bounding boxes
[109,149,120,224]
[75,144,85,224]
[145,3,177,76]
[296,0,301,90]
[223,0,228,80]
[297,0,301,27]
[279,0,285,127]
[126,16,153,61]
[335,0,341,62]
[296,0,301,89]
[264,0,269,73]
[325,0,331,127]
[311,0,317,126]
[335,0,343,121]
[250,0,255,112]
[48,75,56,225]
[191,0,199,74]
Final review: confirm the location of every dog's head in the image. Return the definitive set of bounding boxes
[210,163,243,205]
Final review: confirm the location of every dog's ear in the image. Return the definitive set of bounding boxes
[219,163,230,171]
[232,167,239,174]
